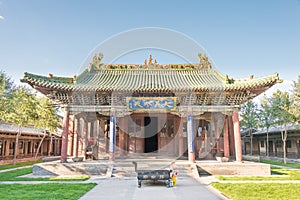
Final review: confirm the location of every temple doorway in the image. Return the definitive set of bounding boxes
[144,117,158,153]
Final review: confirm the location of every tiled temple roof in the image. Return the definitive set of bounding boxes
[0,122,44,135]
[21,54,281,107]
[22,68,280,93]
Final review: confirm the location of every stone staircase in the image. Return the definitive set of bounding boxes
[33,155,199,179]
[173,161,195,177]
[110,157,197,178]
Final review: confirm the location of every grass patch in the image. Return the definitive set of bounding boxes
[0,183,96,200]
[0,160,42,170]
[216,167,300,181]
[0,168,90,181]
[260,159,300,169]
[212,183,300,200]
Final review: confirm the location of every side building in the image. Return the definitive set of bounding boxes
[242,125,300,159]
[0,122,62,164]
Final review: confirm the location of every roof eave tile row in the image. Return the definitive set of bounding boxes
[21,70,280,94]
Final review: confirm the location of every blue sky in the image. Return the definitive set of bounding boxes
[0,0,299,90]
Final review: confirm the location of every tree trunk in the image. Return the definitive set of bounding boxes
[282,123,288,164]
[266,127,269,157]
[13,127,22,165]
[48,134,53,156]
[250,128,253,155]
[34,130,47,162]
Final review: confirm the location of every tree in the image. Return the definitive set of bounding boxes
[270,90,297,164]
[0,71,13,96]
[259,95,276,157]
[34,97,60,160]
[0,71,14,120]
[3,86,38,165]
[240,100,259,155]
[291,75,300,121]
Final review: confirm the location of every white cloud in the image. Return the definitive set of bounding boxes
[0,16,4,20]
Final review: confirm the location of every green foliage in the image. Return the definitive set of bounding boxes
[291,75,300,121]
[270,90,297,126]
[0,167,90,181]
[240,100,259,154]
[216,168,300,181]
[260,159,300,169]
[0,183,96,200]
[259,94,275,130]
[0,71,13,96]
[34,97,60,132]
[0,160,42,170]
[212,183,300,200]
[3,86,38,127]
[240,100,259,130]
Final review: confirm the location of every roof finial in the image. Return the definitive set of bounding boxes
[154,59,157,68]
[91,52,104,71]
[198,53,212,69]
[148,54,153,65]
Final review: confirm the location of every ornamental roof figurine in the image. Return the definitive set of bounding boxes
[89,52,104,71]
[198,53,212,69]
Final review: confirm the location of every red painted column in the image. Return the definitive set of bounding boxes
[228,116,235,156]
[73,117,79,158]
[5,140,10,156]
[233,111,242,162]
[223,116,230,158]
[214,118,219,153]
[61,110,69,163]
[178,117,183,157]
[82,119,87,159]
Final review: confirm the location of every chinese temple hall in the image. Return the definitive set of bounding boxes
[22,54,281,163]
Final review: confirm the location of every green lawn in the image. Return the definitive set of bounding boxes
[216,167,300,181]
[260,159,300,169]
[0,160,42,170]
[0,183,96,200]
[212,183,300,200]
[0,167,89,181]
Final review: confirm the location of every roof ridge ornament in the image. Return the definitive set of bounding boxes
[89,52,104,72]
[198,53,212,70]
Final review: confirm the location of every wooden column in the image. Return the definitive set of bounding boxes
[119,117,125,156]
[109,112,116,161]
[61,110,69,163]
[1,139,4,157]
[40,142,43,155]
[228,116,235,156]
[82,119,87,159]
[5,140,10,156]
[223,116,230,158]
[24,141,28,156]
[67,116,74,156]
[233,111,242,162]
[178,117,183,157]
[73,117,79,158]
[187,115,195,162]
[30,140,33,155]
[214,117,219,153]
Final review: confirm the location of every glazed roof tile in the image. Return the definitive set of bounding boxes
[22,68,280,93]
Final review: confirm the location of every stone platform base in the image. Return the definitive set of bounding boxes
[33,161,109,176]
[197,161,271,176]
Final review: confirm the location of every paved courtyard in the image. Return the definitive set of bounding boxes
[80,176,225,200]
